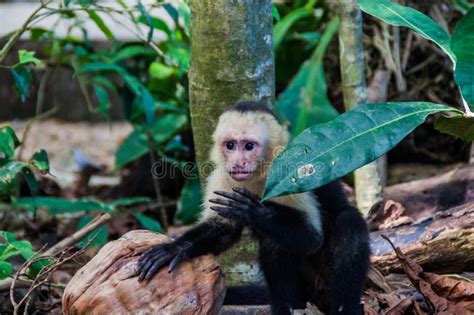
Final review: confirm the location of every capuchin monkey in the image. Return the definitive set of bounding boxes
[138,101,370,315]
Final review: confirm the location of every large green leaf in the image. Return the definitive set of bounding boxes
[435,114,474,142]
[276,17,340,135]
[86,11,115,41]
[0,161,30,196]
[263,102,459,200]
[29,149,49,173]
[451,8,474,110]
[358,0,455,62]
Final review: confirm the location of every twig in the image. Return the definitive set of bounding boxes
[401,31,413,71]
[44,213,111,256]
[0,1,50,64]
[149,149,169,230]
[392,26,406,92]
[0,213,111,292]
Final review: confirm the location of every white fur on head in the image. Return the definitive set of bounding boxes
[201,109,321,233]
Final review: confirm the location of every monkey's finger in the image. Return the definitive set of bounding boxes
[213,191,252,205]
[168,252,187,273]
[209,198,243,209]
[142,253,174,281]
[233,187,260,203]
[138,251,172,281]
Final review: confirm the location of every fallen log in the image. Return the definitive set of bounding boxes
[62,230,225,315]
[371,202,474,273]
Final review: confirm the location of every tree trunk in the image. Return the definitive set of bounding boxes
[189,0,275,183]
[371,202,474,274]
[337,0,383,215]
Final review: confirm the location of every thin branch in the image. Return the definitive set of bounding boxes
[0,1,51,64]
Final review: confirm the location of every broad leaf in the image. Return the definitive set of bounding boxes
[11,65,33,102]
[149,62,176,80]
[358,0,455,62]
[134,213,163,233]
[451,8,474,110]
[151,113,187,143]
[435,114,474,142]
[110,45,155,63]
[115,129,149,168]
[0,231,16,243]
[276,17,340,135]
[17,50,42,66]
[263,102,459,200]
[0,161,30,196]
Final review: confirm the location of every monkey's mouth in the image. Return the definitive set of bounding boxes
[229,171,254,181]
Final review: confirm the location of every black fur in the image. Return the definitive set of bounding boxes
[225,100,277,119]
[138,180,370,315]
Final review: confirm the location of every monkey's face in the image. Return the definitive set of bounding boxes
[221,135,266,181]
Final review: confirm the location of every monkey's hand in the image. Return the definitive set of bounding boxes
[138,240,192,281]
[209,187,266,226]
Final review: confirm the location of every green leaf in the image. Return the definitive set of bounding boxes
[0,261,13,280]
[273,7,311,50]
[94,85,110,116]
[358,0,455,62]
[14,197,114,215]
[435,114,474,142]
[451,8,474,110]
[0,161,30,196]
[263,102,459,200]
[17,50,42,66]
[29,149,49,173]
[134,213,163,233]
[176,177,202,224]
[276,17,340,136]
[136,1,154,44]
[149,62,176,80]
[11,65,33,102]
[0,231,16,243]
[0,126,21,162]
[110,45,156,63]
[0,244,20,261]
[272,5,281,21]
[110,197,151,207]
[86,11,115,41]
[138,16,171,36]
[115,129,149,168]
[152,113,187,143]
[76,216,109,248]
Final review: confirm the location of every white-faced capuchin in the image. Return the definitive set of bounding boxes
[138,100,370,315]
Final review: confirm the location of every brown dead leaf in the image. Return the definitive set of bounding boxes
[381,235,470,314]
[385,298,413,315]
[423,273,474,311]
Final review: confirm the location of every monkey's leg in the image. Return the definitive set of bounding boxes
[258,239,308,315]
[326,210,370,315]
[138,217,243,281]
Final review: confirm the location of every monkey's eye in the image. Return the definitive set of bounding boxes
[225,141,236,150]
[244,142,256,151]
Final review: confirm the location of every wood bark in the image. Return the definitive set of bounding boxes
[371,202,474,273]
[62,230,225,315]
[336,0,383,215]
[189,0,275,183]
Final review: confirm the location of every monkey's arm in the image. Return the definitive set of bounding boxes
[138,217,243,281]
[210,188,322,255]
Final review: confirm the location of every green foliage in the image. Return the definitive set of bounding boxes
[176,175,203,224]
[11,50,44,102]
[263,103,460,200]
[0,126,49,198]
[0,231,51,279]
[358,0,455,61]
[76,216,109,248]
[276,17,340,136]
[435,115,474,142]
[133,213,163,233]
[451,8,474,110]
